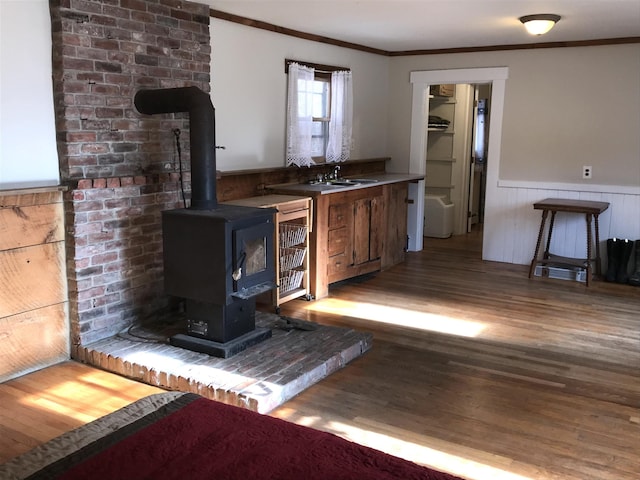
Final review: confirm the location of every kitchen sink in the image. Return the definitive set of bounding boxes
[300,177,382,190]
[307,179,361,186]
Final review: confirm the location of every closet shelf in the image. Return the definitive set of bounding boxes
[427,157,456,163]
[426,183,455,189]
[430,96,456,104]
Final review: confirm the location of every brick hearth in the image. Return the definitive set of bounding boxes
[48,0,372,412]
[74,312,372,413]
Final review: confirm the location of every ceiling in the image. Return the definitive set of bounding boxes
[207,0,640,52]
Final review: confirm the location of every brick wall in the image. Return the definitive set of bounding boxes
[49,0,210,347]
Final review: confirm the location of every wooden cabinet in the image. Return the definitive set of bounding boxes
[267,177,416,300]
[326,186,384,285]
[276,197,312,307]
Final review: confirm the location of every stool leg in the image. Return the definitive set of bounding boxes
[586,213,593,286]
[594,214,602,277]
[529,209,548,278]
[543,211,556,260]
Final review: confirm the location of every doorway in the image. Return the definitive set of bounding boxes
[406,67,509,261]
[423,83,491,237]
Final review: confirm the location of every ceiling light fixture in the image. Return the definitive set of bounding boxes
[519,14,561,35]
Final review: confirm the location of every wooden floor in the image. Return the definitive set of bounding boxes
[2,230,639,479]
[0,361,163,463]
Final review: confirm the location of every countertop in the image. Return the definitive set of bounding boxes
[223,194,311,209]
[266,173,423,195]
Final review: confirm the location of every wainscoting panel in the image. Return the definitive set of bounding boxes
[484,183,640,267]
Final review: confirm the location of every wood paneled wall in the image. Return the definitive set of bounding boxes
[0,187,69,382]
[216,158,387,202]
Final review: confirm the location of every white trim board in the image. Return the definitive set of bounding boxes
[408,67,509,256]
[497,180,640,196]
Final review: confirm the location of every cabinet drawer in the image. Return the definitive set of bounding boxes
[328,227,347,256]
[328,253,349,277]
[278,198,309,213]
[328,204,348,228]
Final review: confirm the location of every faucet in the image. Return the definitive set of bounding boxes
[332,165,341,180]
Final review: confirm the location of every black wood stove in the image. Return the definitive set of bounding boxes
[135,87,276,358]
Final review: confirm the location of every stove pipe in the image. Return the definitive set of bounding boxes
[134,86,217,210]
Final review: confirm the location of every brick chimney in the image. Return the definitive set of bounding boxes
[49,0,211,348]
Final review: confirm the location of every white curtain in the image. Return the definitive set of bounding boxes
[325,70,353,163]
[286,63,315,167]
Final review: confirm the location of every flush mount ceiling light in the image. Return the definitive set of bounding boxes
[519,14,561,35]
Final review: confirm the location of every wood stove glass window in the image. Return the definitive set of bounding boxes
[233,222,275,294]
[244,237,266,276]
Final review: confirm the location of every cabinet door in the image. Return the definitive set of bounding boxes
[353,198,370,265]
[353,195,383,265]
[382,183,408,268]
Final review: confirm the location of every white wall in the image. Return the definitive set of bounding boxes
[387,44,640,187]
[0,0,59,188]
[210,19,390,171]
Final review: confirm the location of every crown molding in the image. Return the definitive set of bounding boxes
[210,9,640,57]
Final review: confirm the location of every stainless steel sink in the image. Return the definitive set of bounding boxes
[307,179,361,186]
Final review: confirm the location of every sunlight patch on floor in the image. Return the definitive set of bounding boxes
[274,410,533,480]
[330,420,533,480]
[306,298,486,337]
[16,366,162,424]
[19,382,96,423]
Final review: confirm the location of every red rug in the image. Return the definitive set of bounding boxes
[44,394,462,480]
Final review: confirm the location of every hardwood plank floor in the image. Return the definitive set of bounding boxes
[0,361,163,463]
[1,230,639,479]
[273,230,640,480]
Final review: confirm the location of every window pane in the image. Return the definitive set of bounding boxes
[311,137,324,157]
[311,120,328,157]
[296,78,312,116]
[312,80,329,118]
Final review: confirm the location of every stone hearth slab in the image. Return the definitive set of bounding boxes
[73,312,372,413]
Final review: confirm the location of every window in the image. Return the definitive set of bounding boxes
[285,60,352,167]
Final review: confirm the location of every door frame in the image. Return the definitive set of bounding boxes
[407,67,508,258]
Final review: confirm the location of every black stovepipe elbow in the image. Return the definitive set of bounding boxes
[134,86,217,210]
